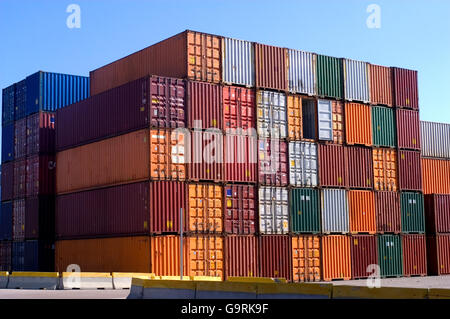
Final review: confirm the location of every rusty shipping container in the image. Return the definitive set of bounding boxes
[255,43,287,91]
[187,81,222,130]
[421,158,450,195]
[90,30,221,95]
[425,194,450,234]
[259,235,292,281]
[373,148,398,192]
[25,196,55,240]
[345,103,372,146]
[398,150,422,192]
[369,64,393,106]
[12,199,25,241]
[347,146,373,189]
[151,235,188,277]
[291,235,321,282]
[393,67,419,109]
[402,234,427,277]
[348,191,376,234]
[187,183,223,233]
[27,112,55,155]
[375,191,401,233]
[318,144,347,188]
[258,139,288,186]
[187,235,224,279]
[189,130,224,182]
[14,118,27,159]
[396,109,421,150]
[223,184,256,235]
[26,155,56,197]
[225,235,258,278]
[223,86,255,131]
[350,235,378,279]
[1,161,14,201]
[321,235,351,281]
[427,234,450,276]
[224,133,257,183]
[13,159,27,199]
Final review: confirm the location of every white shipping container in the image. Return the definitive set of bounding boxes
[420,121,450,159]
[257,90,287,139]
[222,37,255,87]
[317,99,333,140]
[321,189,349,233]
[288,49,317,95]
[288,141,318,187]
[259,186,289,234]
[343,59,370,103]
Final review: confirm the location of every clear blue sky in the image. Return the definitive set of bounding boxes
[0,0,449,124]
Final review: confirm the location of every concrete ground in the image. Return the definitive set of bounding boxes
[325,275,450,289]
[0,289,130,299]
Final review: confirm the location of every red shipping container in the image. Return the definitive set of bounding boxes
[255,43,287,91]
[0,242,12,271]
[427,234,450,275]
[318,144,347,188]
[14,118,27,159]
[25,196,55,240]
[393,67,419,109]
[13,159,26,199]
[189,130,224,181]
[225,235,258,278]
[369,64,393,107]
[223,184,257,235]
[350,235,378,279]
[425,194,450,234]
[223,86,256,131]
[26,155,56,197]
[187,81,222,130]
[402,234,427,277]
[258,139,288,186]
[224,134,257,183]
[347,146,373,189]
[12,199,25,241]
[1,161,14,201]
[375,191,401,233]
[258,235,292,281]
[396,109,421,150]
[26,112,55,156]
[398,150,422,191]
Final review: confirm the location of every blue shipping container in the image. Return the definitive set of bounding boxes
[1,123,15,163]
[15,80,27,120]
[0,201,13,240]
[12,241,25,271]
[24,240,54,271]
[2,84,15,125]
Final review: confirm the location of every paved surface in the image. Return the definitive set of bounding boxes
[325,275,450,289]
[0,289,130,299]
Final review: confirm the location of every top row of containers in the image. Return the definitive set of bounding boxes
[89,30,418,109]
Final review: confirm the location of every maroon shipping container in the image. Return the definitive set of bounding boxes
[225,235,258,278]
[402,234,427,277]
[12,199,25,241]
[26,112,55,156]
[347,146,373,189]
[224,134,257,183]
[26,155,56,197]
[258,235,292,281]
[255,43,287,91]
[425,194,450,234]
[393,67,419,109]
[427,234,450,275]
[0,241,12,271]
[187,81,222,130]
[13,159,27,199]
[56,76,185,151]
[258,139,288,186]
[318,144,347,188]
[398,150,422,191]
[223,86,256,131]
[350,235,378,279]
[1,161,14,201]
[396,109,421,150]
[375,191,401,233]
[189,130,224,182]
[25,196,55,240]
[14,118,27,159]
[223,184,257,235]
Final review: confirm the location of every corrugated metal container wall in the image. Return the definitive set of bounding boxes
[189,130,223,181]
[0,242,12,271]
[26,155,56,197]
[2,123,14,163]
[13,159,26,199]
[222,38,254,87]
[187,235,224,279]
[290,188,320,233]
[291,235,321,282]
[345,103,372,146]
[2,84,15,125]
[427,234,450,275]
[375,192,401,233]
[420,121,450,159]
[393,67,419,109]
[316,55,343,99]
[151,235,188,277]
[256,90,287,139]
[402,234,427,277]
[90,30,221,95]
[258,139,288,186]
[1,162,14,201]
[14,118,27,159]
[187,184,223,233]
[23,240,54,272]
[0,202,13,240]
[187,81,222,129]
[378,234,403,277]
[396,109,421,150]
[12,242,24,271]
[223,184,256,235]
[255,43,287,91]
[369,64,393,106]
[25,196,55,240]
[223,86,255,131]
[398,150,422,191]
[258,187,289,234]
[287,49,316,95]
[350,235,378,279]
[317,99,333,141]
[343,59,370,103]
[225,235,258,278]
[55,236,151,273]
[425,194,450,234]
[287,95,302,140]
[12,199,25,241]
[224,133,257,183]
[372,106,396,147]
[401,192,425,233]
[27,112,55,156]
[421,158,450,194]
[259,235,292,281]
[373,148,398,192]
[347,146,373,189]
[348,191,376,234]
[321,235,351,281]
[321,189,349,233]
[288,142,318,187]
[14,80,27,121]
[318,144,347,188]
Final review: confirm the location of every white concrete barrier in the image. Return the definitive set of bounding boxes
[0,272,9,289]
[112,273,155,289]
[60,272,113,290]
[127,278,145,299]
[7,272,59,290]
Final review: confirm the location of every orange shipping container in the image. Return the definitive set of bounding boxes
[287,95,303,140]
[422,158,450,195]
[151,235,188,277]
[55,236,151,273]
[373,148,398,191]
[345,103,372,146]
[348,190,376,234]
[369,64,393,107]
[291,235,321,282]
[332,100,345,144]
[321,235,351,281]
[187,235,224,279]
[188,183,223,233]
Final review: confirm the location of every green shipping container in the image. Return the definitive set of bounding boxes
[317,55,343,99]
[400,192,425,233]
[372,106,396,147]
[290,188,320,233]
[378,235,403,277]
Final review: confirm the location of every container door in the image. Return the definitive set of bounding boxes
[318,99,333,140]
[274,187,289,234]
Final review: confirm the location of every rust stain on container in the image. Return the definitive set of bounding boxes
[398,150,422,192]
[345,103,372,146]
[347,146,373,189]
[225,235,258,279]
[318,144,347,187]
[224,133,257,183]
[291,235,321,282]
[151,235,188,276]
[373,148,398,192]
[402,234,427,277]
[369,64,393,106]
[375,191,401,233]
[321,235,351,281]
[223,184,256,235]
[396,109,421,150]
[258,235,292,281]
[255,43,287,91]
[187,183,223,233]
[421,158,450,195]
[187,235,224,279]
[223,86,256,131]
[348,190,376,234]
[350,235,378,279]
